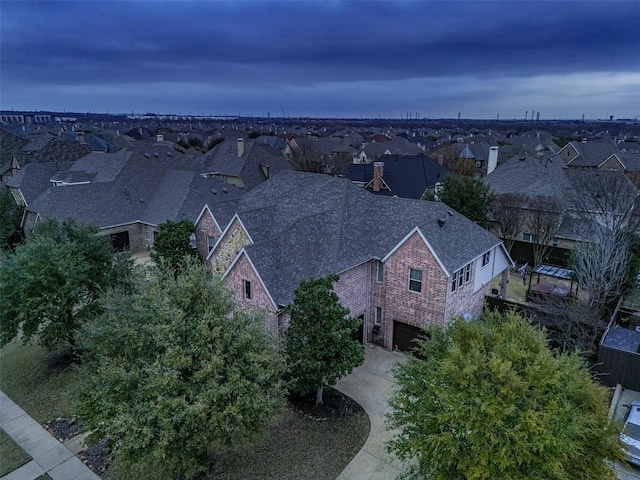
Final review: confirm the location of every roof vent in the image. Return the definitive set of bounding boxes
[222,187,228,193]
[519,157,526,161]
[144,153,151,158]
[437,218,446,227]
[211,189,217,195]
[167,151,173,157]
[154,152,160,158]
[447,210,453,216]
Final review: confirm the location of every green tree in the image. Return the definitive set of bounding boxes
[0,187,24,251]
[78,261,286,478]
[285,275,364,405]
[0,219,124,351]
[437,174,495,229]
[386,311,623,480]
[151,219,198,270]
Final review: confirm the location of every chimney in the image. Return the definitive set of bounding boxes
[237,138,244,157]
[156,134,164,142]
[487,146,499,175]
[373,162,384,192]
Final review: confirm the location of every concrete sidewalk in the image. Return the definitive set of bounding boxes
[335,345,407,479]
[0,390,100,480]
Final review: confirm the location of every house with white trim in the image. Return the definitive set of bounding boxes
[197,171,512,351]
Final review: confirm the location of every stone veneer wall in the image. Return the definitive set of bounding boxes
[210,219,250,275]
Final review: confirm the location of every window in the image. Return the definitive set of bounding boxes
[408,268,423,293]
[144,225,153,241]
[375,306,382,325]
[207,236,215,253]
[243,280,251,300]
[482,251,491,267]
[523,233,537,243]
[452,263,472,292]
[376,260,384,283]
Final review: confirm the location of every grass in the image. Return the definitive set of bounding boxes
[0,428,31,476]
[0,340,81,424]
[1,339,370,479]
[103,403,370,480]
[0,340,82,476]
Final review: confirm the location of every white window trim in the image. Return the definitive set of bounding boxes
[482,251,491,268]
[243,279,252,300]
[375,306,382,325]
[408,268,423,293]
[376,260,384,283]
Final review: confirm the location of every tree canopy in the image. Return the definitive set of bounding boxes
[150,219,199,270]
[0,186,24,251]
[78,261,286,478]
[285,275,364,405]
[386,311,623,480]
[0,219,125,350]
[437,175,495,229]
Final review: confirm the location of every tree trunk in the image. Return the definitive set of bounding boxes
[500,269,509,298]
[316,386,324,405]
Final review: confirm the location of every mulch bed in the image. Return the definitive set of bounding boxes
[289,387,364,420]
[44,417,81,440]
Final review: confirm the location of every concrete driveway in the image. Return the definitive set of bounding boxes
[612,388,640,480]
[335,346,640,480]
[334,345,407,480]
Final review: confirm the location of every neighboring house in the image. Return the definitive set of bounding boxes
[558,140,626,171]
[200,138,293,189]
[344,154,449,199]
[484,154,639,253]
[6,149,244,252]
[0,128,91,178]
[197,171,512,351]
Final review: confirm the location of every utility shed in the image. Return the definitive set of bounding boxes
[596,325,640,390]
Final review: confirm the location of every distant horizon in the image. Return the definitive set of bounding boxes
[2,108,639,124]
[2,2,639,122]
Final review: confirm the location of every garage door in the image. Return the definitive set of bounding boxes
[110,231,130,252]
[393,321,425,354]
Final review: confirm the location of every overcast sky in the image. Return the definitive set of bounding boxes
[2,1,639,120]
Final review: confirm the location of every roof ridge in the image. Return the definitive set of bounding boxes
[331,178,350,267]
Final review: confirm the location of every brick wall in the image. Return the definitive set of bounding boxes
[381,232,448,349]
[334,262,372,339]
[224,253,279,333]
[444,262,489,320]
[195,208,221,261]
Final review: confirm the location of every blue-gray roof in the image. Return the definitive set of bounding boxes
[228,171,502,306]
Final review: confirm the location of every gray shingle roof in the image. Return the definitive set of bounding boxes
[483,155,569,206]
[22,150,244,230]
[228,171,502,306]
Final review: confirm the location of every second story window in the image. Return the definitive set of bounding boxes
[207,236,215,253]
[452,263,472,292]
[243,279,252,300]
[376,260,384,283]
[482,251,491,267]
[408,268,423,293]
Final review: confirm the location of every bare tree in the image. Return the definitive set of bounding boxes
[492,192,528,255]
[529,296,603,359]
[567,170,639,315]
[291,142,324,173]
[525,195,563,266]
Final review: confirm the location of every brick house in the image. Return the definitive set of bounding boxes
[197,171,512,351]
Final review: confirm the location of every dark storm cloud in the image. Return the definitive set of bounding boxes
[1,1,639,117]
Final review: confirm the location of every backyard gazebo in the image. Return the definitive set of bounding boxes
[527,264,577,300]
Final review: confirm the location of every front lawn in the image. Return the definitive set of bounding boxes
[0,339,370,479]
[0,340,81,423]
[0,429,31,476]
